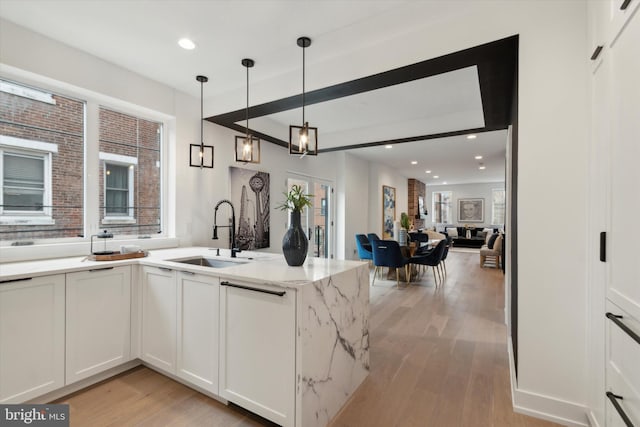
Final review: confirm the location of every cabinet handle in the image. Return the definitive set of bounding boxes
[606,312,640,345]
[0,277,33,284]
[158,267,173,272]
[180,270,195,275]
[89,267,114,272]
[606,392,634,427]
[220,281,286,297]
[620,0,631,10]
[591,45,603,61]
[600,231,606,262]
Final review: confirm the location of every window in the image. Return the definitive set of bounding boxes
[0,77,168,248]
[99,107,161,235]
[432,191,452,224]
[105,163,132,216]
[492,188,506,225]
[0,77,83,242]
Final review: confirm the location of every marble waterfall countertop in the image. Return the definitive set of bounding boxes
[0,246,367,288]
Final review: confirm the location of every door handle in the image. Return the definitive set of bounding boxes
[221,281,286,297]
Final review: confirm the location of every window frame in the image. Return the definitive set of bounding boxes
[99,152,137,224]
[491,188,506,225]
[0,136,57,225]
[0,72,175,258]
[432,190,452,224]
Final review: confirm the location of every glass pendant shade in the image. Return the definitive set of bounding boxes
[235,58,260,164]
[190,75,214,168]
[235,134,260,163]
[289,36,318,156]
[289,122,317,155]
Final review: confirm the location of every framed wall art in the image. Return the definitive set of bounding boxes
[382,185,396,238]
[457,198,484,223]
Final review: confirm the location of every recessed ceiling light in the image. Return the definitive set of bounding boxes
[479,165,486,170]
[411,161,418,165]
[475,155,483,160]
[443,181,447,184]
[467,134,477,140]
[433,175,439,179]
[425,170,431,174]
[178,38,196,50]
[385,145,392,149]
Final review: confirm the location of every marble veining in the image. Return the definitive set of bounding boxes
[298,264,369,427]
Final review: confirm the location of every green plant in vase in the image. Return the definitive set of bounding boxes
[278,185,313,266]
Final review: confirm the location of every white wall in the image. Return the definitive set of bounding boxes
[340,152,371,260]
[367,162,408,242]
[425,182,505,228]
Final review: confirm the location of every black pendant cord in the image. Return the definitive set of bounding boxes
[200,79,204,150]
[302,43,306,125]
[246,64,250,137]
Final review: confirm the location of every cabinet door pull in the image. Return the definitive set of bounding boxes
[606,392,634,427]
[180,270,196,275]
[591,45,604,61]
[600,231,606,262]
[0,277,33,284]
[620,0,632,10]
[89,267,115,272]
[221,281,286,297]
[606,312,640,345]
[158,267,173,272]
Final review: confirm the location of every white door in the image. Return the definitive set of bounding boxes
[286,175,334,259]
[176,271,219,394]
[219,280,296,427]
[0,275,65,403]
[140,266,177,374]
[65,266,131,384]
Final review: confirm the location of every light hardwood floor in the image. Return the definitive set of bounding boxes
[56,251,560,427]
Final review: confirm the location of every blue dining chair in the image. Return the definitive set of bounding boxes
[371,239,411,288]
[367,233,381,244]
[410,239,447,287]
[355,234,373,262]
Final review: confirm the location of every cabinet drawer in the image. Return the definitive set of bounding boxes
[606,301,640,426]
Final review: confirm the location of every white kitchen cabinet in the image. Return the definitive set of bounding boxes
[607,4,640,322]
[587,4,640,427]
[140,266,177,374]
[176,271,219,394]
[0,274,65,403]
[219,279,296,427]
[65,266,131,384]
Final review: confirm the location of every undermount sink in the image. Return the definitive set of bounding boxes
[171,257,247,268]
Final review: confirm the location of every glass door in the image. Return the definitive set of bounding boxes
[286,175,333,259]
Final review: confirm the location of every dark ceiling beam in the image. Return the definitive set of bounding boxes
[207,35,518,151]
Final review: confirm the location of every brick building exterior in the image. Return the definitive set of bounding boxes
[0,80,162,242]
[0,83,84,241]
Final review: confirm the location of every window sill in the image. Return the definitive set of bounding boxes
[0,217,55,226]
[101,217,137,225]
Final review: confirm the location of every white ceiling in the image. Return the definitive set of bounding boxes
[0,0,507,185]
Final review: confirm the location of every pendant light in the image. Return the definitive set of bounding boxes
[190,75,214,168]
[235,59,260,163]
[289,36,318,156]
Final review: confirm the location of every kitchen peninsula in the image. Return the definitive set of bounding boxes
[0,247,370,427]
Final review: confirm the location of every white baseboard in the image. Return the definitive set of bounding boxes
[507,337,590,427]
[27,360,141,403]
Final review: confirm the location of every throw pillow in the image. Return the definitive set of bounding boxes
[476,231,487,240]
[446,227,458,238]
[488,233,499,249]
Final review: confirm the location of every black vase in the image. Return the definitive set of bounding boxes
[282,210,308,266]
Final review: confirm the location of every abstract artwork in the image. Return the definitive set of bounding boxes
[229,167,270,249]
[382,185,396,239]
